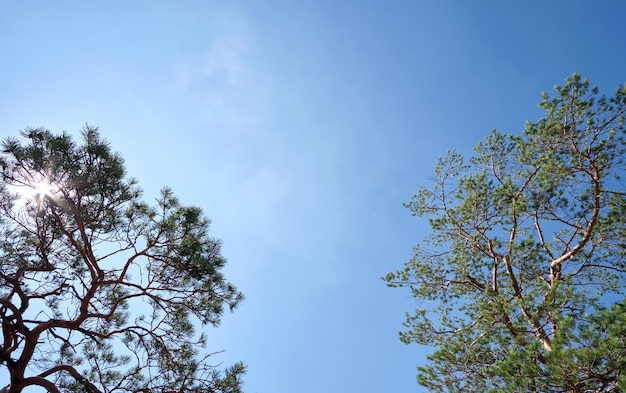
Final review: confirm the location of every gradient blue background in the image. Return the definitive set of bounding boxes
[1,2,625,392]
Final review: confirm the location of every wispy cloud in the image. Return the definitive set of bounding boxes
[170,19,267,131]
[165,15,296,282]
[165,11,351,296]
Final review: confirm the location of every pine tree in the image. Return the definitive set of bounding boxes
[0,127,245,393]
[385,74,626,392]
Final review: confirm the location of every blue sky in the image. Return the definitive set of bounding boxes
[1,2,625,392]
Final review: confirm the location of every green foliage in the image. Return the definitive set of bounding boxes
[385,74,626,392]
[0,127,245,392]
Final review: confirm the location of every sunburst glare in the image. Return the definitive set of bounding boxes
[17,175,60,206]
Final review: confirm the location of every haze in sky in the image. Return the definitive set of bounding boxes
[1,2,625,392]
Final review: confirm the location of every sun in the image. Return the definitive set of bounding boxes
[33,180,54,197]
[21,175,59,204]
[9,173,64,210]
